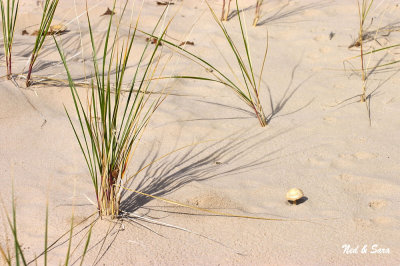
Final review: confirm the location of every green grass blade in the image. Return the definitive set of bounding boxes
[64,210,74,265]
[78,225,92,266]
[26,0,59,86]
[44,198,48,266]
[9,181,27,266]
[235,0,256,87]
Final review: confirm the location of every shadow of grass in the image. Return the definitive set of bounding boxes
[256,1,330,26]
[120,127,293,213]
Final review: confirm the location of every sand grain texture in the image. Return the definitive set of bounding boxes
[0,0,399,265]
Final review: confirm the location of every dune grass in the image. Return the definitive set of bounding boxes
[357,0,374,102]
[54,1,171,218]
[349,1,400,93]
[205,0,270,126]
[144,0,269,126]
[25,0,59,87]
[0,183,92,265]
[0,0,19,79]
[253,0,263,26]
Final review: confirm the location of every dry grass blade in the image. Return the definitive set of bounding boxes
[253,0,264,26]
[0,244,10,265]
[120,186,334,228]
[221,0,232,21]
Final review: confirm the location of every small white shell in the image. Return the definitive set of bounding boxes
[286,188,304,202]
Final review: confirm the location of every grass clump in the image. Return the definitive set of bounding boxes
[25,0,59,87]
[147,0,269,126]
[55,1,170,218]
[203,0,270,126]
[0,0,19,79]
[348,1,400,102]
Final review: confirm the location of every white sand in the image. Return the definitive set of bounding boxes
[1,0,399,264]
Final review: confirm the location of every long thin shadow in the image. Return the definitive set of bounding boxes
[365,69,400,123]
[16,33,82,59]
[174,116,253,123]
[256,1,330,26]
[163,63,311,125]
[27,215,98,265]
[226,3,256,21]
[91,223,123,266]
[348,21,400,49]
[344,49,391,80]
[266,63,313,124]
[328,68,399,115]
[120,128,293,213]
[19,35,163,88]
[16,16,152,81]
[366,54,388,79]
[193,99,255,116]
[138,205,291,220]
[67,220,123,266]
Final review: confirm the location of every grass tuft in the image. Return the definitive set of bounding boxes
[144,0,269,126]
[25,0,59,87]
[54,0,171,218]
[0,0,20,79]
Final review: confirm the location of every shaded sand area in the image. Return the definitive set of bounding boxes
[1,0,400,264]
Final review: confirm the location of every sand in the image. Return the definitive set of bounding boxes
[0,0,399,265]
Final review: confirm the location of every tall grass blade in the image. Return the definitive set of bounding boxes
[63,210,74,266]
[44,196,49,266]
[0,0,19,79]
[79,225,92,266]
[1,180,28,266]
[26,0,59,87]
[0,244,10,265]
[253,0,264,26]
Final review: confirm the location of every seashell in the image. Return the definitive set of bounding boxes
[286,188,304,205]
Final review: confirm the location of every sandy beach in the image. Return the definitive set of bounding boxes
[0,0,399,265]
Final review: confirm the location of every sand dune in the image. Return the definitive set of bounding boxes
[0,0,399,264]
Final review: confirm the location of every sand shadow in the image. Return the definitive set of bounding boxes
[256,1,330,26]
[175,62,313,125]
[287,196,308,205]
[226,3,256,21]
[265,63,314,124]
[328,68,399,126]
[348,21,400,49]
[365,69,400,123]
[120,128,292,213]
